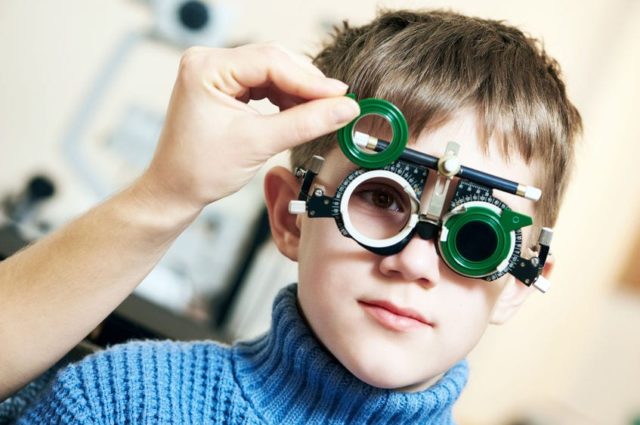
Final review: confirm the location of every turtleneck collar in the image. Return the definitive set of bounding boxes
[231,284,468,424]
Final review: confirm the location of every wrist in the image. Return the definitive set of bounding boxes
[123,171,203,236]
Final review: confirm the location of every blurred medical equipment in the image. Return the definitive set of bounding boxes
[0,175,56,261]
[152,0,231,48]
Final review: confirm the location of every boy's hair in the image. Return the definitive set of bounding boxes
[291,9,582,229]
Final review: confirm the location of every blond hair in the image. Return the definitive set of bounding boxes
[291,9,582,228]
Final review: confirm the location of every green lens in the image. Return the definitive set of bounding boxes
[337,97,408,168]
[439,206,512,278]
[455,221,498,262]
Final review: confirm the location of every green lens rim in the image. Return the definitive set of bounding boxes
[337,97,409,169]
[440,206,512,277]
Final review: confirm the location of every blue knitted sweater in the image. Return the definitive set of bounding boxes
[18,285,468,424]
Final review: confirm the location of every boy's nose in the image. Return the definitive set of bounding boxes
[378,234,441,287]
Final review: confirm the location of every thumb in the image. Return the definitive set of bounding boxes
[256,96,360,155]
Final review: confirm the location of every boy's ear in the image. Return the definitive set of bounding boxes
[263,166,302,262]
[489,254,555,325]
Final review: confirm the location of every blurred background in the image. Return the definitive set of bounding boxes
[1,0,639,424]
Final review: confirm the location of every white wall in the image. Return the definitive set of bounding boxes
[1,1,639,423]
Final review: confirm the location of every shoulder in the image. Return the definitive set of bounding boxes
[19,340,234,424]
[75,339,233,397]
[70,339,230,381]
[87,338,230,364]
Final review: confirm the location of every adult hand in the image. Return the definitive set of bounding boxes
[140,43,360,213]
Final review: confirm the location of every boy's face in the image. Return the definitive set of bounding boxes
[269,108,541,391]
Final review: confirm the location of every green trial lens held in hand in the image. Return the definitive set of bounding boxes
[337,95,409,168]
[290,95,553,293]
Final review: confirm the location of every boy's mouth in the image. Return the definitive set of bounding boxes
[358,300,433,332]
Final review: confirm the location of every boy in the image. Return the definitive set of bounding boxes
[13,9,581,424]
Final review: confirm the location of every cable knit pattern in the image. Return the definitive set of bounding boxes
[17,284,468,424]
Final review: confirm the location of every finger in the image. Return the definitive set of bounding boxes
[214,44,349,100]
[251,95,360,155]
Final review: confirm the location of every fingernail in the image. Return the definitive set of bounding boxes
[333,99,360,124]
[326,78,349,92]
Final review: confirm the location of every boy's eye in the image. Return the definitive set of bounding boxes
[360,188,403,212]
[346,178,413,240]
[353,181,407,214]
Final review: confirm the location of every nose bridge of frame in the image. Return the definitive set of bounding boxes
[389,227,441,273]
[408,141,462,240]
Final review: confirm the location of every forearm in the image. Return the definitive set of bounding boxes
[0,176,200,399]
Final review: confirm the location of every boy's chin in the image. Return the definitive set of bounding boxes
[342,356,444,393]
[353,369,443,393]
